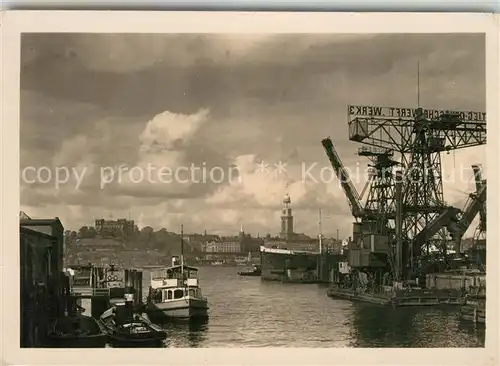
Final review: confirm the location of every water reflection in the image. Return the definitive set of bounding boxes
[159,318,209,348]
[350,303,427,347]
[135,267,485,347]
[348,303,485,348]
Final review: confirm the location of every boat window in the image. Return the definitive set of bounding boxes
[167,290,172,300]
[188,288,196,297]
[173,289,184,299]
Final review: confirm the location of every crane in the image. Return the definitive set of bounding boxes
[321,138,364,218]
[472,165,486,233]
[325,104,486,283]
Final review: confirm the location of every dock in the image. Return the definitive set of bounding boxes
[327,286,465,307]
[68,266,145,318]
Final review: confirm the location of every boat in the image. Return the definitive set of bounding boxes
[46,314,107,348]
[146,261,209,320]
[99,303,167,345]
[238,264,262,277]
[146,225,209,321]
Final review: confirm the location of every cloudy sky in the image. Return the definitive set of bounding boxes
[19,33,486,237]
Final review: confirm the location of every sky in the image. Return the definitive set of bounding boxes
[19,33,486,237]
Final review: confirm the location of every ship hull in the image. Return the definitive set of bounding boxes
[260,246,319,283]
[260,246,344,283]
[146,297,209,320]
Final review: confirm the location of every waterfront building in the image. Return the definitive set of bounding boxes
[20,215,66,347]
[202,239,242,253]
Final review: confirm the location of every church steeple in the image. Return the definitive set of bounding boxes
[280,192,294,241]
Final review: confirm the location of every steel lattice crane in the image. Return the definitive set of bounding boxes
[323,104,486,283]
[349,105,486,279]
[470,165,487,256]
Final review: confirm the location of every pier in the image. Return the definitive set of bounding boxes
[69,267,145,318]
[20,214,146,347]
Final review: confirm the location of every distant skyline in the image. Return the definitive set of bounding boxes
[20,33,486,237]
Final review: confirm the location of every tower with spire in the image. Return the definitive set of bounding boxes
[239,223,245,240]
[280,192,294,241]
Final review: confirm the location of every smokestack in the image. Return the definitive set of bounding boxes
[172,256,180,266]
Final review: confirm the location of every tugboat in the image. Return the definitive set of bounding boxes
[238,264,262,277]
[146,225,209,321]
[100,291,167,345]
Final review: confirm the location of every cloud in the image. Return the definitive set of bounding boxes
[103,108,239,200]
[19,33,486,238]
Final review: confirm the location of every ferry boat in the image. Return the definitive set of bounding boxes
[146,259,209,320]
[145,225,209,321]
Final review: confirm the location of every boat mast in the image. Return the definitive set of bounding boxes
[180,224,184,275]
[318,208,323,254]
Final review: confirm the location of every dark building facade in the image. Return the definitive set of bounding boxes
[20,217,66,347]
[20,217,65,274]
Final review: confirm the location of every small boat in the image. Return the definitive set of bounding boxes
[238,265,262,277]
[146,225,209,321]
[46,314,107,348]
[100,304,167,345]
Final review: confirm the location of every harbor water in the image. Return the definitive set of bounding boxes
[124,266,484,348]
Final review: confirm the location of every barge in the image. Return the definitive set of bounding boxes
[327,283,465,307]
[327,270,483,307]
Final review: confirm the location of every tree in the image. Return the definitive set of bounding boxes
[77,226,97,239]
[87,226,97,238]
[64,230,72,246]
[77,226,89,238]
[141,226,154,236]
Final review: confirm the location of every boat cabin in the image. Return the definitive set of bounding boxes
[149,286,205,304]
[149,265,204,303]
[150,265,199,285]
